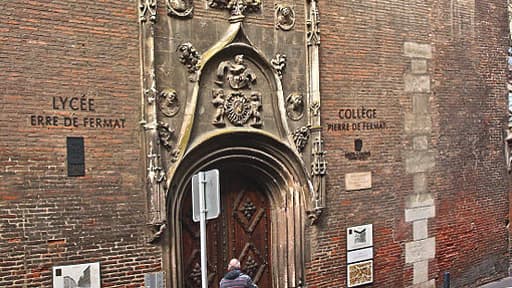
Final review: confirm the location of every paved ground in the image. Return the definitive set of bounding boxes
[478,277,512,288]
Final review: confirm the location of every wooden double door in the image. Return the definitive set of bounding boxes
[181,170,271,288]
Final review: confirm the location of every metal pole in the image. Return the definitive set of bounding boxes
[199,171,208,288]
[443,272,450,288]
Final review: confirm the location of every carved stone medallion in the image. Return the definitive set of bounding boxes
[225,92,252,126]
[167,0,193,17]
[286,93,304,121]
[275,4,295,31]
[158,88,180,117]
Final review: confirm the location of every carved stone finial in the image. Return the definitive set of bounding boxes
[275,4,295,31]
[140,0,157,23]
[271,53,287,79]
[306,1,320,46]
[177,42,200,76]
[208,0,261,21]
[286,93,304,121]
[158,88,180,117]
[167,0,194,18]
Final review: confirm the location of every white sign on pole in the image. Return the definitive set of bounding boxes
[191,169,221,288]
[192,169,220,222]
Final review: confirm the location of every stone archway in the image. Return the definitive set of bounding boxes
[166,132,308,288]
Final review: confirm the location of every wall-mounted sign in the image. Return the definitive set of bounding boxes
[29,95,126,129]
[347,247,373,264]
[345,138,371,161]
[347,224,373,251]
[347,224,374,287]
[345,172,372,191]
[326,106,387,133]
[52,262,100,288]
[347,260,373,287]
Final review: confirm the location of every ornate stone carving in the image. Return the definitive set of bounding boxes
[166,0,193,18]
[146,142,166,225]
[311,136,327,176]
[157,122,175,150]
[225,92,253,126]
[212,89,226,127]
[177,42,200,74]
[139,0,157,23]
[249,92,262,128]
[147,222,166,244]
[275,4,295,31]
[286,93,304,121]
[158,88,180,117]
[292,126,310,153]
[310,100,320,116]
[271,53,287,79]
[144,71,158,104]
[216,54,256,90]
[208,0,261,20]
[306,0,320,46]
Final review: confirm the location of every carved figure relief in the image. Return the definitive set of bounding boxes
[216,55,256,90]
[271,53,287,79]
[292,126,310,152]
[212,89,226,127]
[158,88,180,117]
[139,0,157,22]
[212,55,263,128]
[177,42,200,74]
[275,5,295,31]
[286,93,304,121]
[249,92,262,127]
[167,0,193,18]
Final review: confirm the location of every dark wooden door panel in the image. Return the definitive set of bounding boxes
[181,170,271,288]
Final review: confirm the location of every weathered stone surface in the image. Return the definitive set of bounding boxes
[409,279,436,288]
[404,151,436,173]
[413,220,429,240]
[411,59,428,74]
[404,42,433,59]
[406,206,435,222]
[404,74,431,92]
[404,113,432,134]
[413,260,429,284]
[406,237,436,263]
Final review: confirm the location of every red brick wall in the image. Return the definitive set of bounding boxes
[0,1,161,286]
[1,0,509,287]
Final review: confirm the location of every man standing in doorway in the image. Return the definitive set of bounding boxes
[219,258,258,288]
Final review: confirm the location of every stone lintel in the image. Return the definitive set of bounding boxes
[406,237,435,264]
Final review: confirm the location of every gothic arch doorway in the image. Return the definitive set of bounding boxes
[166,132,309,288]
[181,166,272,288]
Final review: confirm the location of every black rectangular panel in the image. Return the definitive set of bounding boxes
[67,137,85,177]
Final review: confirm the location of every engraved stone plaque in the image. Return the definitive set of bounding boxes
[345,172,372,191]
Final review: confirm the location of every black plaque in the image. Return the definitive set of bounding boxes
[67,137,85,177]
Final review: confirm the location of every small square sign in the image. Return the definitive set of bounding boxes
[347,224,373,251]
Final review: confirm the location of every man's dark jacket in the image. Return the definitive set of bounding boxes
[219,269,257,288]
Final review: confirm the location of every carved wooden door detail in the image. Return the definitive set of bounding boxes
[181,171,271,288]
